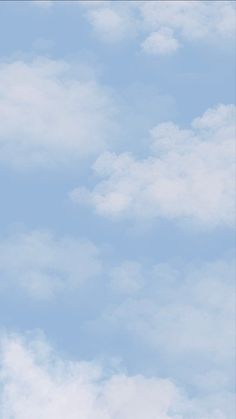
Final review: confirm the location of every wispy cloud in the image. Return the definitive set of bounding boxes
[0,230,101,299]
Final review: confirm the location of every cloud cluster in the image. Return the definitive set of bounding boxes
[71,104,236,227]
[1,2,235,418]
[0,334,234,419]
[89,255,235,416]
[0,230,101,299]
[0,58,114,168]
[81,1,236,54]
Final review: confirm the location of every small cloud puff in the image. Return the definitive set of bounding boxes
[141,28,180,55]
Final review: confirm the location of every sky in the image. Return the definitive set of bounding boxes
[0,1,235,418]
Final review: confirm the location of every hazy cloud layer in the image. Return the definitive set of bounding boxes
[0,230,101,299]
[103,258,235,367]
[0,58,114,168]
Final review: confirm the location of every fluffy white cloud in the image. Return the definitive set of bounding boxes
[86,6,135,43]
[71,104,236,227]
[0,334,234,419]
[0,58,114,168]
[141,28,180,55]
[0,230,101,299]
[80,1,137,43]
[80,1,235,54]
[0,335,179,419]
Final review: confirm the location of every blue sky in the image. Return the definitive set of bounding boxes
[0,1,235,418]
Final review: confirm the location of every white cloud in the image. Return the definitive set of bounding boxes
[0,334,234,419]
[0,230,101,299]
[71,104,236,227]
[86,7,135,43]
[80,1,236,54]
[141,28,180,55]
[0,58,114,168]
[0,335,179,419]
[80,1,137,43]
